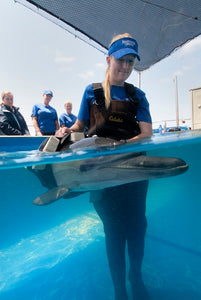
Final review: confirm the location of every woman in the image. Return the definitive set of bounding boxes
[58,33,152,300]
[0,91,30,135]
[59,101,77,128]
[31,90,59,136]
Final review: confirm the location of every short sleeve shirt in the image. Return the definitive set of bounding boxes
[78,84,152,124]
[31,103,58,134]
[59,113,77,128]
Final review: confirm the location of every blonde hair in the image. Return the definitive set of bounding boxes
[102,33,132,109]
[1,91,13,106]
[64,101,72,109]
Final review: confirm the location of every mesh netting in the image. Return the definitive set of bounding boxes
[19,0,201,71]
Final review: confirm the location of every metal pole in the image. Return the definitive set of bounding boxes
[174,75,179,127]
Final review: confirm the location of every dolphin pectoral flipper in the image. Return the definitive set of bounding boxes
[32,186,69,206]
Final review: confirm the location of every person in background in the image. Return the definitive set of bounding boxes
[57,33,152,300]
[31,90,59,136]
[59,101,77,128]
[0,91,30,135]
[158,124,163,134]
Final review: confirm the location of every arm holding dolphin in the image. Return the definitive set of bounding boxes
[56,119,152,143]
[56,119,85,137]
[126,121,152,142]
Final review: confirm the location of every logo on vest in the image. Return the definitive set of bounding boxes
[109,115,124,123]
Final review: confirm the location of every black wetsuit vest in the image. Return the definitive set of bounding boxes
[87,82,141,140]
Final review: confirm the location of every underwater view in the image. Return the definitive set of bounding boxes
[0,131,201,300]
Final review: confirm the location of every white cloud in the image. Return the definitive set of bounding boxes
[95,62,105,68]
[54,50,76,63]
[182,64,194,71]
[172,62,197,78]
[158,76,172,84]
[55,56,75,63]
[58,66,73,72]
[78,70,94,80]
[177,36,201,57]
[173,70,183,77]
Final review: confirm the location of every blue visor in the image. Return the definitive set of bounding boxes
[108,37,140,61]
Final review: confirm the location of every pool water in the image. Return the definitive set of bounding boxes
[0,132,201,300]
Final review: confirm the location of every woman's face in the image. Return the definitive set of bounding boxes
[107,54,136,86]
[65,103,72,114]
[2,94,13,108]
[43,94,52,106]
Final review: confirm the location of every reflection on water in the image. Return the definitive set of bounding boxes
[0,132,201,299]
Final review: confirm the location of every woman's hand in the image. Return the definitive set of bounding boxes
[55,127,71,137]
[127,122,153,142]
[55,120,85,137]
[36,131,43,136]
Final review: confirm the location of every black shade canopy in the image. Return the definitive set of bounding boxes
[18,0,201,71]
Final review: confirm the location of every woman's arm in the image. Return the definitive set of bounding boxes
[127,121,153,142]
[32,117,42,136]
[55,120,60,131]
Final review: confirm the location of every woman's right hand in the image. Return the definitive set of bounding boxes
[55,127,71,137]
[36,131,43,136]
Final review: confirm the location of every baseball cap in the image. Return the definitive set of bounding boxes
[108,37,140,61]
[43,90,53,97]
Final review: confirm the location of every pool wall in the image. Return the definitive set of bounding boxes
[0,136,46,152]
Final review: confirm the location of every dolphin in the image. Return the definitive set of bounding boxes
[28,136,188,206]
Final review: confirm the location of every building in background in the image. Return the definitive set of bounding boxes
[190,87,201,129]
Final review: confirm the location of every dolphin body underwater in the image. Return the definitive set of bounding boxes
[28,135,189,206]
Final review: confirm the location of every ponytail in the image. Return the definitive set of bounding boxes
[102,66,111,109]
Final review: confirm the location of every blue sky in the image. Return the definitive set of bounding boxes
[1,0,201,133]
